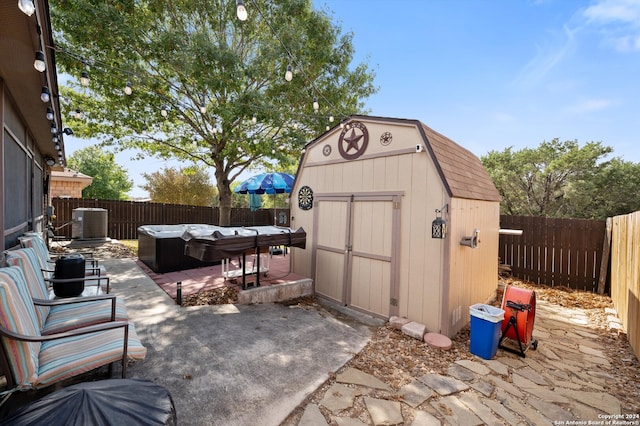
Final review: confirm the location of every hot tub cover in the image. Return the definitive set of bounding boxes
[182,225,306,262]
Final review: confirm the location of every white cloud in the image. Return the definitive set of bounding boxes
[512,25,577,89]
[582,0,640,52]
[566,98,615,113]
[584,0,640,24]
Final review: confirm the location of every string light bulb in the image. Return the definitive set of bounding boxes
[329,115,334,122]
[285,65,293,82]
[161,105,168,117]
[46,107,54,121]
[313,98,319,111]
[74,108,82,119]
[80,71,89,86]
[40,86,50,103]
[50,122,57,134]
[199,103,207,114]
[236,0,248,21]
[252,114,257,124]
[18,0,35,16]
[34,51,45,72]
[124,81,133,95]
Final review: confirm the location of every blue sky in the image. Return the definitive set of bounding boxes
[65,0,640,198]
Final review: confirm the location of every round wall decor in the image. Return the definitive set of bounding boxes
[338,121,368,160]
[380,131,393,146]
[298,186,314,210]
[322,144,332,156]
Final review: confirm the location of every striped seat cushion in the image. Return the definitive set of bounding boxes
[18,236,50,273]
[42,298,129,334]
[36,322,147,388]
[5,248,128,334]
[4,248,51,328]
[0,267,41,389]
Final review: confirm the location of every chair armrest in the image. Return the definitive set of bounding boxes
[33,293,118,321]
[45,275,110,293]
[49,250,95,260]
[0,320,128,342]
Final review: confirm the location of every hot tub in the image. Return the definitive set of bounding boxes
[137,224,219,273]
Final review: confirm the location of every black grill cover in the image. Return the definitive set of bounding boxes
[0,379,176,426]
[53,254,85,297]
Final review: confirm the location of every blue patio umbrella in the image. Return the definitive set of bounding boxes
[235,172,295,224]
[234,172,295,195]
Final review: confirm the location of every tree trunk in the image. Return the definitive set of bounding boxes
[216,169,232,226]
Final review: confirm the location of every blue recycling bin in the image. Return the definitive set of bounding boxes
[469,303,504,359]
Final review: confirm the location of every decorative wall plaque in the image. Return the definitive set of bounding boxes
[338,121,368,160]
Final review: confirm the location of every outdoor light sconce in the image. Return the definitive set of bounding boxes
[460,229,480,248]
[44,156,56,167]
[431,204,448,239]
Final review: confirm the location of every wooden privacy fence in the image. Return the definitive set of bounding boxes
[499,215,607,292]
[610,211,640,359]
[51,198,290,240]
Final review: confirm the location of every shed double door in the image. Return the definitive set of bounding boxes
[313,195,400,318]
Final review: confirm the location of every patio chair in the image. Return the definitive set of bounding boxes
[7,244,109,294]
[4,248,127,335]
[19,234,108,280]
[0,266,146,393]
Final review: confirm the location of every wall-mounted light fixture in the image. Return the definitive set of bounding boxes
[431,204,448,239]
[44,156,56,167]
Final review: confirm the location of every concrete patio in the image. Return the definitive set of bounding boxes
[103,257,373,426]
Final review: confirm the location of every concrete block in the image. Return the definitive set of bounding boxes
[389,316,411,330]
[237,279,313,304]
[402,321,426,340]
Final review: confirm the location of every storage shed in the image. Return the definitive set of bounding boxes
[289,115,501,337]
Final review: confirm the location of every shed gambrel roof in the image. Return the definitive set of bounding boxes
[418,123,501,202]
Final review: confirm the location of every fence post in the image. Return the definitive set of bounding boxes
[597,217,613,294]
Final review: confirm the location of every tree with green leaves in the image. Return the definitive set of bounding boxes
[141,166,217,206]
[482,139,640,219]
[51,0,377,225]
[67,146,133,200]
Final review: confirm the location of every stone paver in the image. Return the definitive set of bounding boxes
[336,368,392,391]
[447,363,476,382]
[431,395,483,426]
[418,373,469,396]
[305,298,630,426]
[455,359,491,375]
[482,359,509,376]
[298,404,328,426]
[319,383,361,413]
[364,397,403,426]
[335,418,368,426]
[459,392,504,426]
[410,411,441,426]
[470,379,494,397]
[397,380,435,408]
